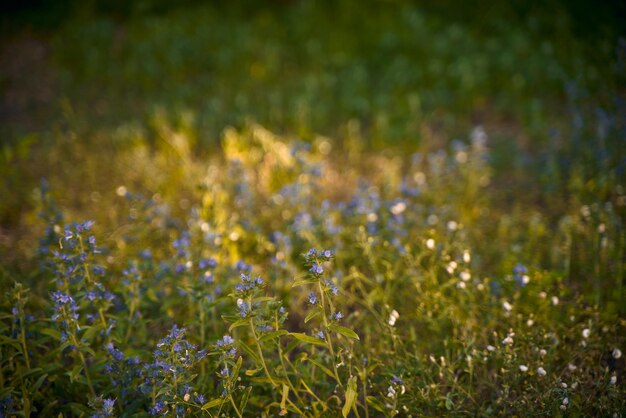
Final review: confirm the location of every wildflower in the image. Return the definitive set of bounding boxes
[316,330,324,340]
[502,301,513,312]
[391,375,403,385]
[463,250,471,263]
[582,328,591,339]
[446,261,457,274]
[537,367,547,376]
[460,271,471,281]
[387,386,396,399]
[322,249,333,258]
[610,375,617,385]
[333,311,343,320]
[539,349,547,357]
[198,258,217,270]
[486,345,495,352]
[310,263,323,275]
[216,335,234,348]
[426,238,435,250]
[568,363,577,371]
[308,292,318,305]
[612,348,622,359]
[502,333,514,345]
[519,365,528,372]
[551,296,559,306]
[388,310,399,326]
[183,393,190,402]
[390,201,407,216]
[150,401,166,415]
[513,264,529,286]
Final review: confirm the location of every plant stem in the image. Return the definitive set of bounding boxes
[249,318,276,387]
[70,333,96,398]
[317,281,343,388]
[228,394,244,418]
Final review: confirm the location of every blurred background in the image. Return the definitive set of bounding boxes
[1,0,625,296]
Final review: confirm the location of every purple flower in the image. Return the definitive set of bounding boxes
[308,292,318,305]
[216,335,234,347]
[310,263,323,275]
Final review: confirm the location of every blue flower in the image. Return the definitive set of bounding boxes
[310,263,323,275]
[308,292,318,305]
[216,335,234,347]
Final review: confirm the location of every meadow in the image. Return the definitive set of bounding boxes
[0,1,625,416]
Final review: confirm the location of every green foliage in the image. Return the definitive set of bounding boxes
[0,1,625,416]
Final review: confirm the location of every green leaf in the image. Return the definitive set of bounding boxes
[239,386,252,412]
[366,396,386,413]
[245,367,263,376]
[327,324,360,340]
[229,318,249,332]
[259,329,289,341]
[292,279,318,288]
[31,373,48,393]
[342,376,358,418]
[239,341,261,365]
[306,358,335,379]
[304,308,321,323]
[252,296,275,303]
[202,398,224,410]
[289,332,326,347]
[39,328,61,341]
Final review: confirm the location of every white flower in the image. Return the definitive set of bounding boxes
[519,365,528,372]
[388,310,400,326]
[463,250,471,263]
[551,296,559,306]
[486,345,495,352]
[390,201,407,216]
[457,281,467,289]
[527,319,534,327]
[387,386,396,398]
[502,335,514,345]
[460,271,471,281]
[568,363,577,371]
[612,348,622,359]
[610,375,617,385]
[183,393,191,402]
[537,367,547,376]
[447,221,458,231]
[582,328,590,339]
[446,261,458,274]
[539,349,547,357]
[426,238,435,250]
[562,397,569,405]
[521,275,530,285]
[502,301,513,312]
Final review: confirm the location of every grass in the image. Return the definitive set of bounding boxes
[0,0,624,416]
